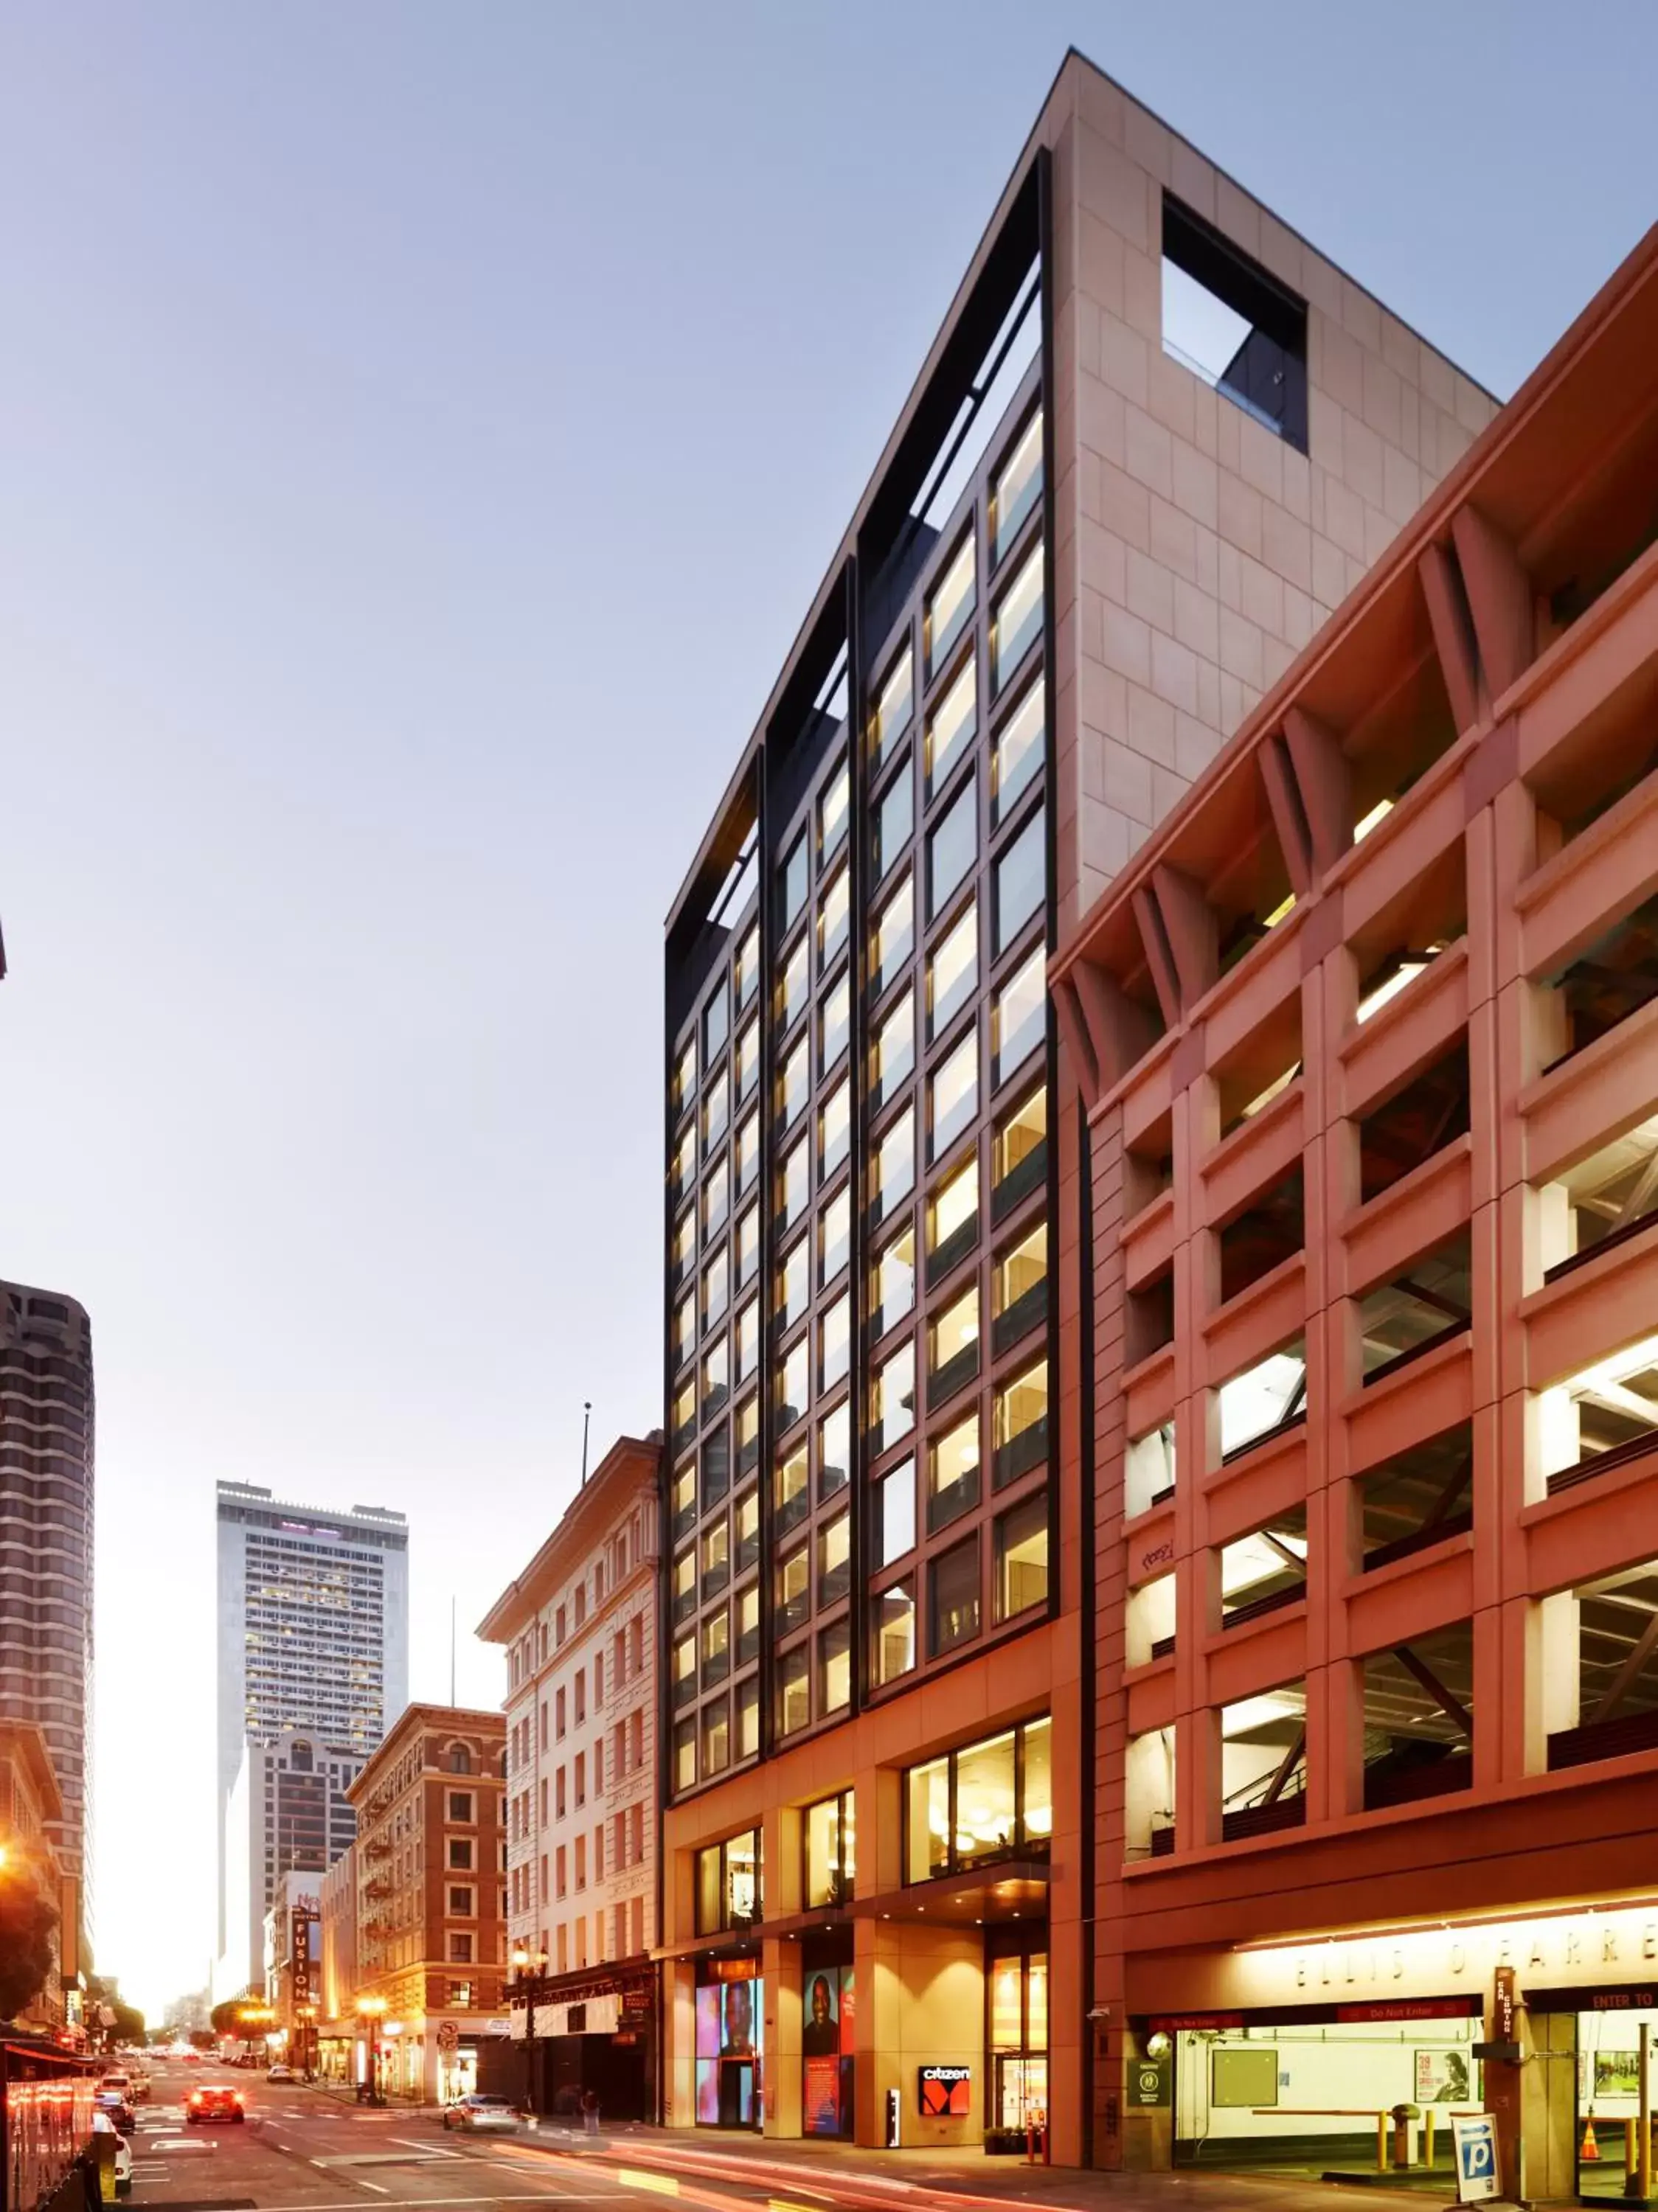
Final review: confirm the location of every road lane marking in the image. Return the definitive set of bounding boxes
[615,2173,680,2199]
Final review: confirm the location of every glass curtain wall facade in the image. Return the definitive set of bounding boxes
[662,266,1054,1800]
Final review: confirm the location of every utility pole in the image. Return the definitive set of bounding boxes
[580,1401,592,1485]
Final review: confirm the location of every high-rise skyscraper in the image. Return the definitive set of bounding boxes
[214,1482,408,1994]
[0,1281,94,1947]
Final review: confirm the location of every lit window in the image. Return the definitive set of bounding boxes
[673,1036,697,1115]
[819,1295,850,1392]
[701,1607,730,1687]
[818,1399,850,1500]
[779,936,809,1034]
[906,1717,1049,1879]
[870,1107,915,1225]
[870,643,915,770]
[671,1549,696,1624]
[671,1208,696,1285]
[993,678,1045,827]
[735,1019,760,1102]
[873,1582,915,1685]
[930,1028,979,1160]
[993,806,1044,954]
[673,1719,696,1791]
[672,1633,697,1709]
[819,1078,850,1179]
[993,1359,1049,1489]
[870,1338,915,1454]
[875,762,913,882]
[819,867,850,972]
[737,1677,760,1759]
[701,1700,729,1775]
[876,1457,915,1567]
[993,1222,1047,1349]
[777,1237,809,1330]
[735,1393,760,1478]
[929,1155,979,1270]
[775,1443,808,1537]
[992,408,1043,563]
[735,1203,759,1289]
[927,657,978,796]
[735,1483,760,1568]
[701,1522,729,1600]
[993,945,1045,1084]
[871,874,915,995]
[819,1621,851,1715]
[926,533,976,678]
[928,1411,981,1533]
[819,758,850,861]
[993,1084,1047,1211]
[991,543,1044,695]
[670,1126,695,1205]
[673,1290,696,1371]
[929,901,979,1039]
[777,1136,809,1230]
[777,1646,811,1736]
[873,1222,916,1335]
[872,988,915,1110]
[777,1541,810,1633]
[701,1158,729,1239]
[736,1579,760,1663]
[929,776,977,921]
[819,1186,850,1286]
[820,970,850,1074]
[777,1335,809,1431]
[701,1067,729,1154]
[735,1298,759,1383]
[778,1037,809,1130]
[817,1512,850,1607]
[734,924,760,1010]
[702,1249,728,1330]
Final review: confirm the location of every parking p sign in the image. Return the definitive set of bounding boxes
[1451,2112,1499,2202]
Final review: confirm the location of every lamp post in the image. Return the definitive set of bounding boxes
[356,1994,388,2105]
[296,2003,318,2082]
[511,1946,549,2117]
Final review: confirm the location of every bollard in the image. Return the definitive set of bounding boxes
[1424,2107,1435,2171]
[1376,2112,1389,2174]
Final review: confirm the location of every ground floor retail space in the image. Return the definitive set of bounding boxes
[512,1964,657,2124]
[315,2015,515,2104]
[1116,1895,1658,2199]
[665,1888,1064,2156]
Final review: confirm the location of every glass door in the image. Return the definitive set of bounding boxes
[986,1934,1048,2138]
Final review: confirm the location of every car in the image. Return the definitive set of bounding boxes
[95,2094,137,2137]
[98,2072,131,2096]
[442,2093,519,2133]
[186,2085,245,2124]
[266,2063,294,2083]
[91,2112,133,2197]
[128,2068,151,2103]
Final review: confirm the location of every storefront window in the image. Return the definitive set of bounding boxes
[801,1958,854,2138]
[987,1936,1048,2135]
[803,1790,856,1908]
[694,1829,763,1935]
[695,1964,764,2129]
[903,1716,1052,1882]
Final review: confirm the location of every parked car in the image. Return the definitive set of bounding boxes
[128,2067,151,2102]
[95,2094,136,2138]
[442,2094,518,2133]
[266,2063,294,2083]
[97,2072,131,2096]
[91,2111,133,2196]
[187,2086,245,2124]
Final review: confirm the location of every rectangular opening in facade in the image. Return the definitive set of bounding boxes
[1349,843,1466,1028]
[1218,1339,1307,1464]
[1125,1726,1176,1860]
[1543,892,1658,1070]
[1538,1334,1658,1494]
[1218,1168,1305,1306]
[1362,1623,1474,1810]
[1221,1683,1307,1840]
[1358,1421,1474,1570]
[1215,999,1303,1140]
[1539,1113,1658,1281]
[1543,1559,1658,1771]
[1127,1265,1174,1366]
[1358,1041,1471,1206]
[1219,1509,1308,1630]
[1357,1230,1471,1385]
[1161,194,1308,454]
[1538,400,1658,637]
[1127,1572,1176,1668]
[1125,1421,1176,1519]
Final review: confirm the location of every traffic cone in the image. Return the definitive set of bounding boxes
[1582,2112,1600,2161]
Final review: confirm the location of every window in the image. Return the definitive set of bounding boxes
[819,867,850,971]
[819,1399,850,1500]
[991,543,1044,695]
[929,1284,980,1408]
[702,1158,729,1240]
[819,970,850,1074]
[929,901,978,1041]
[928,1411,981,1532]
[1161,193,1308,453]
[819,758,850,860]
[929,777,977,921]
[735,1110,760,1196]
[735,922,760,1010]
[993,1358,1049,1489]
[993,1220,1047,1354]
[673,1718,696,1791]
[870,1338,915,1455]
[1358,1234,1471,1382]
[737,1675,760,1760]
[871,989,915,1110]
[819,1295,850,1391]
[819,1620,852,1715]
[701,1607,730,1688]
[930,1027,979,1159]
[875,1456,916,1567]
[873,1220,916,1338]
[873,1581,915,1685]
[875,760,914,881]
[777,1237,809,1330]
[702,1249,728,1330]
[905,1716,1050,1881]
[555,1686,566,1736]
[735,1205,759,1290]
[1539,1336,1658,1491]
[672,1548,696,1624]
[1218,1341,1308,1459]
[777,1644,811,1736]
[993,1082,1047,1217]
[671,1126,695,1206]
[779,936,809,1034]
[777,1335,809,1430]
[449,1980,474,2008]
[870,642,914,770]
[701,1700,729,1776]
[673,1289,696,1371]
[992,408,1042,563]
[736,1579,761,1664]
[671,1207,696,1287]
[701,1520,729,1600]
[448,1838,474,1871]
[695,1829,761,1934]
[704,982,729,1065]
[993,806,1044,953]
[448,1933,474,1964]
[927,657,977,796]
[735,1485,760,1570]
[673,1036,697,1116]
[779,1037,809,1130]
[448,1884,474,1916]
[993,946,1044,1085]
[872,873,915,995]
[700,1427,730,1511]
[870,1107,915,1225]
[780,835,808,932]
[819,1186,850,1285]
[819,1078,850,1178]
[993,681,1045,830]
[702,1067,729,1154]
[447,1792,473,1822]
[778,1135,809,1230]
[735,1394,760,1478]
[775,1441,808,1535]
[735,1020,760,1103]
[926,533,976,677]
[673,1634,697,1710]
[701,1338,729,1421]
[929,1536,981,1656]
[804,1790,856,1907]
[995,1495,1049,1621]
[928,1156,979,1278]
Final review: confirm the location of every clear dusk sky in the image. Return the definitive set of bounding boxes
[2,1,1653,2020]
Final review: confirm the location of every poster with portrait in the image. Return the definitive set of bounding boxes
[1415,2048,1474,2104]
[802,1965,853,2136]
[1595,2050,1643,2099]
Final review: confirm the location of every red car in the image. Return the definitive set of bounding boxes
[187,2085,246,2124]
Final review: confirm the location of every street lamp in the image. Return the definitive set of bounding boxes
[296,2003,319,2082]
[356,1994,388,2106]
[510,1947,549,2118]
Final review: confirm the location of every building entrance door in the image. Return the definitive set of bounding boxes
[1572,2006,1657,2202]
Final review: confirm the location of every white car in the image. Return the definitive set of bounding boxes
[267,2064,295,2083]
[443,2094,519,2132]
[91,2112,132,2196]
